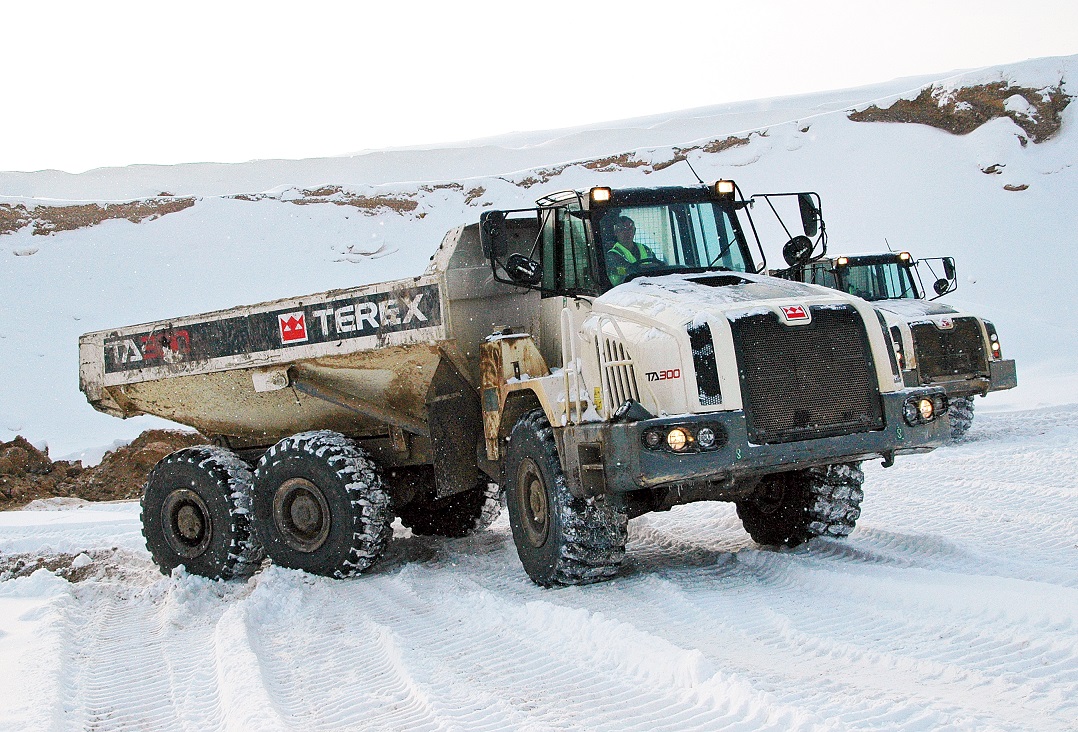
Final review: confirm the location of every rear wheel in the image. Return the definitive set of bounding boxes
[736,462,864,547]
[252,431,392,578]
[141,446,264,579]
[948,396,975,439]
[504,411,627,586]
[397,479,503,538]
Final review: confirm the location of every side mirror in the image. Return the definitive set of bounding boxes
[798,194,819,238]
[505,253,542,285]
[782,235,814,267]
[933,278,952,296]
[480,210,507,258]
[942,256,956,280]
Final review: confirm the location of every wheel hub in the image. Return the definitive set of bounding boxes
[517,458,549,547]
[161,488,213,559]
[273,478,332,553]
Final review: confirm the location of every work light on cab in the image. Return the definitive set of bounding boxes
[713,180,735,199]
[590,187,612,204]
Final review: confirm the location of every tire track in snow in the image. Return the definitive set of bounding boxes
[58,572,251,732]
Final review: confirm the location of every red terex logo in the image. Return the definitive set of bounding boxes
[278,312,308,343]
[781,305,809,322]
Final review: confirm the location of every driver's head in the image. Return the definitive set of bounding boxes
[614,216,636,245]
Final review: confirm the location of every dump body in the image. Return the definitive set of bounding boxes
[79,224,539,475]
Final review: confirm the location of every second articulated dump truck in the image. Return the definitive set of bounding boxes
[79,181,950,586]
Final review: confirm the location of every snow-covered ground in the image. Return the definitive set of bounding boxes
[2,407,1076,731]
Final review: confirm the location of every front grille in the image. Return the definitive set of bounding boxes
[910,317,988,381]
[730,305,883,444]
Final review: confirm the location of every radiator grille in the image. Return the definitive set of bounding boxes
[730,306,883,444]
[910,317,988,381]
[598,336,639,409]
[687,322,722,405]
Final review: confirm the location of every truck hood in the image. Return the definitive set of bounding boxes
[593,272,859,327]
[873,299,959,319]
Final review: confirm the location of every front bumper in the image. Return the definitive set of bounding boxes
[902,358,1017,397]
[559,389,949,497]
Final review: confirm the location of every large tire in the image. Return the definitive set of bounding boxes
[398,480,503,538]
[948,396,975,439]
[142,446,264,579]
[736,462,864,547]
[251,431,392,578]
[503,411,627,586]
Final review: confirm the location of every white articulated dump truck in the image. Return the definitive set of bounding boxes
[777,250,1017,438]
[79,180,949,586]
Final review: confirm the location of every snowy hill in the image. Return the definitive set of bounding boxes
[1,55,1076,457]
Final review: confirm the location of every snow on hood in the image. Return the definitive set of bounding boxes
[594,272,852,326]
[873,298,960,319]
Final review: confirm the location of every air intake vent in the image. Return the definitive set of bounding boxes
[687,322,722,405]
[597,335,639,410]
[729,305,883,444]
[910,317,988,381]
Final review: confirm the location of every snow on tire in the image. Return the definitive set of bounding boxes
[949,396,975,439]
[141,445,265,579]
[398,480,504,538]
[736,462,865,547]
[252,430,392,578]
[504,410,627,587]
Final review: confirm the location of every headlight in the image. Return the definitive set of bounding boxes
[666,428,690,451]
[697,427,716,448]
[904,394,943,425]
[642,423,725,452]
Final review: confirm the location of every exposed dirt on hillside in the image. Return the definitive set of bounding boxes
[510,133,757,188]
[848,82,1071,143]
[0,430,206,510]
[0,196,195,237]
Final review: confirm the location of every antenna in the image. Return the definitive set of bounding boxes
[884,237,895,252]
[682,156,705,185]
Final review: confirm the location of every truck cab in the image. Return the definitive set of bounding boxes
[778,250,1018,437]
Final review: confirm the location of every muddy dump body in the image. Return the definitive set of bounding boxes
[79,222,540,485]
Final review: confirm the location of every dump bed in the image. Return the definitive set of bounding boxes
[79,274,445,439]
[79,222,542,461]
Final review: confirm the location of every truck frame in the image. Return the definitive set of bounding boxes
[80,180,950,586]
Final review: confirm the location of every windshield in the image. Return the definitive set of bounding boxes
[595,201,751,286]
[838,260,920,300]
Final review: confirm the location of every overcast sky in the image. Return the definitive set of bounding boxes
[3,0,1075,174]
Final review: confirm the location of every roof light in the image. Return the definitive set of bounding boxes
[898,251,912,262]
[714,180,735,198]
[590,187,612,204]
[836,257,849,267]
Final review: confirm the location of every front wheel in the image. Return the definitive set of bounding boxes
[252,431,392,578]
[948,396,975,439]
[141,446,264,579]
[504,411,627,586]
[736,463,864,547]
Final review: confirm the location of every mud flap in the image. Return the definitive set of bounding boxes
[426,359,482,498]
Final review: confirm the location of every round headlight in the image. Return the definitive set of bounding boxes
[697,427,716,448]
[644,430,663,448]
[918,397,934,421]
[666,428,690,451]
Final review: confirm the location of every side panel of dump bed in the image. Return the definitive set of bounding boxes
[79,275,449,451]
